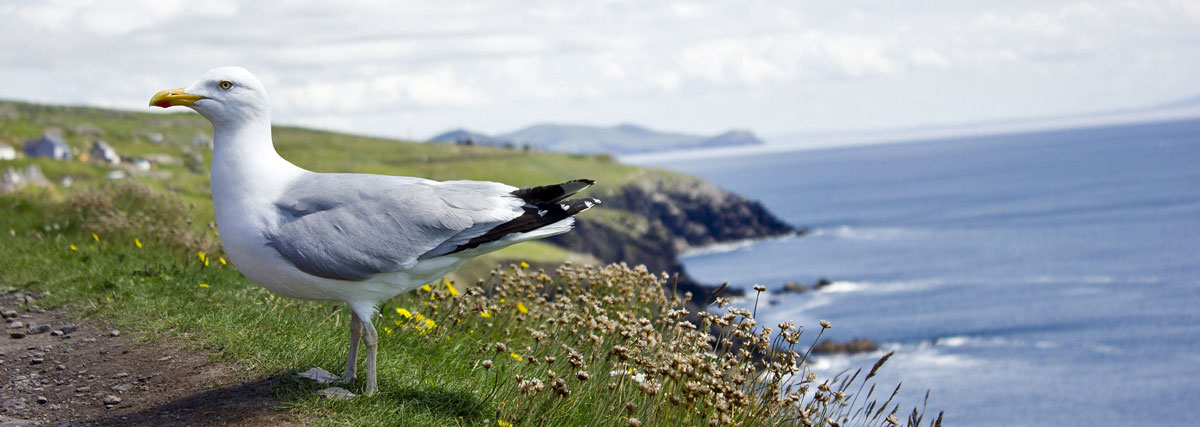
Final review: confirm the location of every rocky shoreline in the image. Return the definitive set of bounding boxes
[547,173,796,300]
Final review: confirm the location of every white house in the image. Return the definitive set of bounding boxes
[0,143,15,160]
[90,140,120,164]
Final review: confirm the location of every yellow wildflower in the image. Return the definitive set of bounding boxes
[134,238,142,248]
[498,421,513,427]
[383,327,393,335]
[198,251,206,263]
[218,256,227,265]
[444,279,459,296]
[396,308,412,318]
[91,233,99,242]
[510,352,521,361]
[414,313,425,322]
[199,283,209,288]
[517,303,528,314]
[424,319,436,330]
[519,261,529,269]
[421,284,431,292]
[480,310,492,318]
[204,258,209,267]
[70,244,77,251]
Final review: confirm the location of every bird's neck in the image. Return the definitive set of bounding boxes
[210,118,306,209]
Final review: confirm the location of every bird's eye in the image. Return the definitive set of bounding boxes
[218,80,234,90]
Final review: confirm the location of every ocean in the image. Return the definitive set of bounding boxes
[629,119,1200,426]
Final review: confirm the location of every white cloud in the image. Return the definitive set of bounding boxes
[0,0,1197,139]
[14,0,236,36]
[974,11,1068,38]
[275,66,482,113]
[910,48,951,69]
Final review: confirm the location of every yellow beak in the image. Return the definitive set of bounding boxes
[149,88,205,108]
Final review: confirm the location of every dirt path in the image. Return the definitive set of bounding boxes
[0,292,302,426]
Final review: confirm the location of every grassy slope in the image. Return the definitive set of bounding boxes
[0,101,932,426]
[0,100,672,275]
[0,186,931,426]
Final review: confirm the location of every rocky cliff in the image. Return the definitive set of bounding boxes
[547,172,796,299]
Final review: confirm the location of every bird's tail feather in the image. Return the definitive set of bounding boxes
[448,196,600,255]
[511,179,596,205]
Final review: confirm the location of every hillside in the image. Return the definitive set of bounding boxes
[0,100,932,426]
[428,123,765,155]
[0,100,793,288]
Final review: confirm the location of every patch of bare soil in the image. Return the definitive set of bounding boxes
[0,292,302,426]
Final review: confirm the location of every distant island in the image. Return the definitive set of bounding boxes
[428,123,764,155]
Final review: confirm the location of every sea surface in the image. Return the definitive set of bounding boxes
[629,119,1200,426]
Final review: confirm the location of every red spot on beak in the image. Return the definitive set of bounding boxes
[156,100,172,108]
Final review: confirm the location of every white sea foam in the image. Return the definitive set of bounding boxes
[680,233,799,257]
[935,336,971,347]
[1027,275,1163,285]
[819,279,944,294]
[808,341,981,377]
[810,225,923,241]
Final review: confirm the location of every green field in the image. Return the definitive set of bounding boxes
[0,101,932,426]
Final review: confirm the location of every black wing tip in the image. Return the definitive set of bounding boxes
[450,196,600,255]
[512,178,598,205]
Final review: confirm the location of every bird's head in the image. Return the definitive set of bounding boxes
[150,66,270,127]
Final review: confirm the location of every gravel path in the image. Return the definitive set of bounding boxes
[0,292,301,426]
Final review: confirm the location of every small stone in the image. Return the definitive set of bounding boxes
[8,321,24,329]
[50,330,62,336]
[59,325,78,334]
[113,372,129,378]
[103,395,121,405]
[27,325,50,335]
[1,309,17,318]
[316,387,355,400]
[76,386,91,393]
[55,364,65,371]
[111,384,132,392]
[30,358,43,365]
[296,367,339,384]
[10,331,25,339]
[109,330,120,337]
[36,396,48,405]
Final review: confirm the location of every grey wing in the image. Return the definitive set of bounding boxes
[265,173,523,281]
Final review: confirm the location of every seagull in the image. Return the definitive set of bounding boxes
[150,66,599,396]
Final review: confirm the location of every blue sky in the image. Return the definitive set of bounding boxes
[1,0,1198,142]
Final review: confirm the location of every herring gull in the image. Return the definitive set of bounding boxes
[150,66,598,396]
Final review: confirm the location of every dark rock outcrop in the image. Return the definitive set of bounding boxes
[547,173,792,300]
[605,174,796,250]
[812,338,879,355]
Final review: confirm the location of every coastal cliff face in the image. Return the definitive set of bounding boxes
[547,172,795,296]
[606,174,795,250]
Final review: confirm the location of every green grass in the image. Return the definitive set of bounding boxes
[0,99,686,273]
[1,101,934,425]
[0,184,936,426]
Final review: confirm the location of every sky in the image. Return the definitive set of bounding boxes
[1,0,1198,143]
